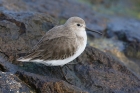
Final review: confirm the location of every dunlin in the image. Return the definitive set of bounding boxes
[17,17,102,66]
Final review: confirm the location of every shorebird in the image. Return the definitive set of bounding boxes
[17,17,102,66]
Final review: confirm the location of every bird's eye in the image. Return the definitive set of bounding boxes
[77,24,80,27]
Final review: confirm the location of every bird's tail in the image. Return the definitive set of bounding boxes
[17,57,31,62]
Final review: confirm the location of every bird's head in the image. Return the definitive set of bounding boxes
[64,17,102,36]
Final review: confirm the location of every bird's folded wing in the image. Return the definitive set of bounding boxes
[21,36,78,61]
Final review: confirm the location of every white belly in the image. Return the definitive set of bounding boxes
[44,44,86,66]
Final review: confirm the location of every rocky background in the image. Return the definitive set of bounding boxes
[0,0,140,93]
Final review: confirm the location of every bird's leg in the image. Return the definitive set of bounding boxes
[59,66,67,79]
[59,66,72,84]
[49,66,54,77]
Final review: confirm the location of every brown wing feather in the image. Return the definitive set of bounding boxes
[23,36,78,61]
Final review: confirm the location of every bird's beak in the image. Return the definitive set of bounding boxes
[86,27,102,35]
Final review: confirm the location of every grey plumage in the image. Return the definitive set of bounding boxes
[18,17,85,62]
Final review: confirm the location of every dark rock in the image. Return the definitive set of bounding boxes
[74,46,140,93]
[0,71,33,93]
[124,41,140,60]
[0,52,18,73]
[16,47,140,93]
[16,71,88,93]
[0,12,56,63]
[0,52,35,93]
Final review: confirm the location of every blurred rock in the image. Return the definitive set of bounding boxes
[107,17,140,60]
[1,0,94,18]
[107,17,140,42]
[0,0,106,32]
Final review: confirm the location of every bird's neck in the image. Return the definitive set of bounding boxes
[76,29,87,46]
